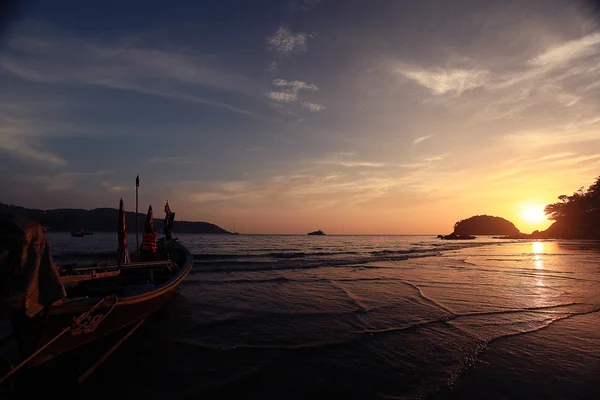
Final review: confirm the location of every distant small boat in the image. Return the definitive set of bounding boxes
[307,229,326,236]
[71,229,93,237]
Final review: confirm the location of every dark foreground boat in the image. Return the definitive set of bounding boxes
[0,199,193,387]
[307,229,326,235]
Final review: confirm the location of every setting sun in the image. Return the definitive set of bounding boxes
[520,204,547,224]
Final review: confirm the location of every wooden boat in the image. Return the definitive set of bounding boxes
[16,239,192,367]
[1,198,193,386]
[307,229,326,235]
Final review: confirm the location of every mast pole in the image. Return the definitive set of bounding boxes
[136,174,140,261]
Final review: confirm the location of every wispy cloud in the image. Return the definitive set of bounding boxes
[102,181,128,192]
[0,139,67,165]
[266,26,310,56]
[0,20,263,118]
[528,32,600,68]
[266,78,323,112]
[317,160,386,168]
[0,98,70,165]
[313,152,385,168]
[393,30,600,144]
[399,68,489,95]
[22,170,112,191]
[266,92,298,103]
[413,134,433,144]
[302,101,325,112]
[273,79,318,92]
[537,152,576,161]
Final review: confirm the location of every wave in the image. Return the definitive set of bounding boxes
[189,252,437,273]
[194,250,360,260]
[355,302,597,336]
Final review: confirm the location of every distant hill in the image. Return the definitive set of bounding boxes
[0,202,232,234]
[453,215,520,235]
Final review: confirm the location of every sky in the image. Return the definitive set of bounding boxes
[1,0,600,234]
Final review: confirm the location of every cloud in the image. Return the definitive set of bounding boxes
[0,139,66,165]
[266,79,322,111]
[413,134,433,144]
[314,152,385,168]
[266,92,298,103]
[317,160,386,168]
[0,100,69,165]
[22,171,112,191]
[424,154,447,162]
[273,79,318,92]
[0,20,263,118]
[302,101,325,112]
[398,154,447,169]
[528,32,600,68]
[392,29,600,143]
[399,68,489,95]
[102,181,128,192]
[543,154,600,167]
[537,152,576,161]
[266,26,310,56]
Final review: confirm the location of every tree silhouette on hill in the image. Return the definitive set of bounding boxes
[543,176,600,239]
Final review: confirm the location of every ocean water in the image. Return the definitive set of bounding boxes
[44,233,600,399]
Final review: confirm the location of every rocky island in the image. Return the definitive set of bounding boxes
[440,215,520,239]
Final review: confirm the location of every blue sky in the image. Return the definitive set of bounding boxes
[1,0,600,233]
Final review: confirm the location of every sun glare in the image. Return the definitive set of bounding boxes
[520,204,547,224]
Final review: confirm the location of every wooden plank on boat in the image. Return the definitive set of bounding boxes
[120,261,176,272]
[120,261,175,269]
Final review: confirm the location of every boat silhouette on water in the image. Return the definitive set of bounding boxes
[307,229,326,235]
[71,229,93,237]
[0,197,193,388]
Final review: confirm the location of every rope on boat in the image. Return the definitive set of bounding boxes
[71,294,118,334]
[0,295,118,385]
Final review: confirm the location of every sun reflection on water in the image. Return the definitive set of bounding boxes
[533,241,544,270]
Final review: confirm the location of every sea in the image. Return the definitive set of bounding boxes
[41,233,600,399]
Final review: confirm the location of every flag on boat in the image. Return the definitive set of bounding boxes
[144,204,154,233]
[141,204,157,255]
[117,198,131,264]
[163,201,175,240]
